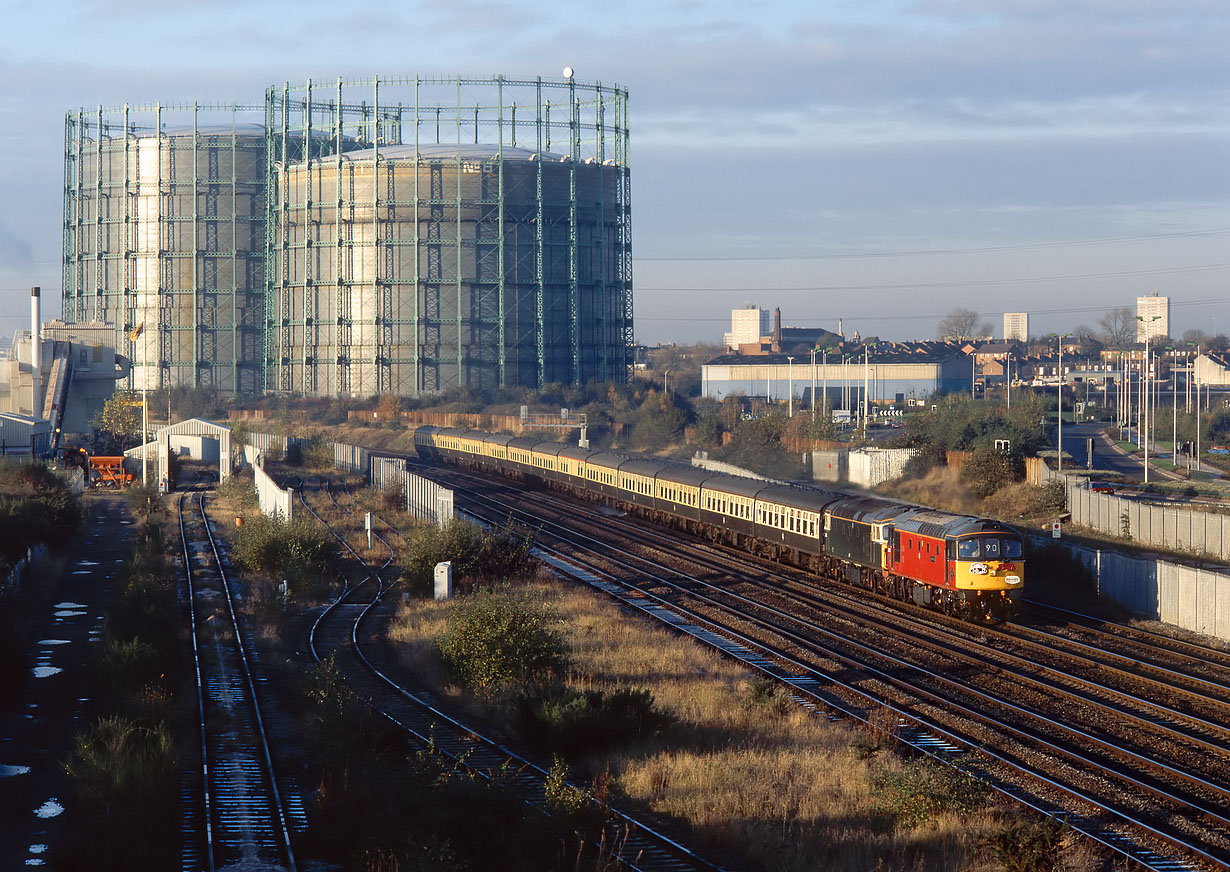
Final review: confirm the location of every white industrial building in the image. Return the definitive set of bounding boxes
[0,287,130,455]
[701,342,973,407]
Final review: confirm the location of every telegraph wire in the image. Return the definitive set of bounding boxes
[634,228,1230,262]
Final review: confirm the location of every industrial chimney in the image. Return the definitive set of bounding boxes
[30,287,41,418]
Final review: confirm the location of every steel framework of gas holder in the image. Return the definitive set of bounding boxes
[63,102,267,395]
[263,75,632,398]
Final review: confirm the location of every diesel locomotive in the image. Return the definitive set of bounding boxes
[413,427,1023,622]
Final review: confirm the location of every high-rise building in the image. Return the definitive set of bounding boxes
[1136,294,1170,342]
[1003,312,1028,342]
[726,306,772,350]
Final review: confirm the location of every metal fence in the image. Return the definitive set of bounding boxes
[408,471,454,527]
[371,456,407,493]
[332,442,370,475]
[1067,480,1230,560]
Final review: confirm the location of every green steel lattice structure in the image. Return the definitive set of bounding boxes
[263,75,632,397]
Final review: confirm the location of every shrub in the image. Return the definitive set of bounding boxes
[63,715,177,869]
[543,755,606,832]
[216,469,257,508]
[232,514,336,600]
[65,715,175,798]
[872,759,988,827]
[435,588,568,695]
[982,818,1066,872]
[0,461,82,563]
[513,683,672,757]
[959,447,1025,499]
[902,444,947,479]
[402,519,535,591]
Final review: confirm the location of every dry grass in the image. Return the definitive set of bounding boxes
[388,580,1021,871]
[876,466,981,516]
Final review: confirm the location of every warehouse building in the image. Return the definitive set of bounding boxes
[701,342,973,407]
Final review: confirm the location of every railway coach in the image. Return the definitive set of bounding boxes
[410,425,1023,622]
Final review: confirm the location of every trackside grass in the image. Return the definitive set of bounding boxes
[387,579,1099,871]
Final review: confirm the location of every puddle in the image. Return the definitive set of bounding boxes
[38,640,70,646]
[0,764,31,777]
[70,571,92,576]
[29,845,46,854]
[34,799,63,818]
[25,860,45,866]
[53,611,87,618]
[76,561,99,567]
[53,603,86,609]
[31,667,63,679]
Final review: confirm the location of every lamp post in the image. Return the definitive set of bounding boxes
[810,348,817,423]
[787,356,794,417]
[1136,315,1161,482]
[1052,333,1070,474]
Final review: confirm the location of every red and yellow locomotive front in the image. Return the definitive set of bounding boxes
[949,531,1024,621]
[891,511,1023,621]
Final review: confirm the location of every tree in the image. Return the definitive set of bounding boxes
[936,308,991,343]
[95,391,142,450]
[1098,307,1136,348]
[375,392,402,422]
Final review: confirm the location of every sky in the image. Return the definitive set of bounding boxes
[0,0,1227,348]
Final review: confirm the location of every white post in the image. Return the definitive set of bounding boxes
[1057,336,1063,474]
[142,325,149,486]
[787,356,794,418]
[1143,338,1150,484]
[822,349,828,422]
[810,348,816,423]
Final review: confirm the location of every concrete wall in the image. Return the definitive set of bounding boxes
[848,448,917,488]
[812,449,847,483]
[1030,532,1230,641]
[1067,480,1230,561]
[254,460,294,521]
[690,454,777,481]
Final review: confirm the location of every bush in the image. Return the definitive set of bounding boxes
[872,759,988,827]
[435,588,569,695]
[216,469,257,508]
[959,447,1025,499]
[402,519,535,591]
[232,514,336,600]
[513,683,672,757]
[902,444,947,479]
[0,461,82,564]
[63,715,177,868]
[982,818,1066,872]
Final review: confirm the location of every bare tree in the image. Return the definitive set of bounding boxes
[1098,307,1136,348]
[936,308,991,343]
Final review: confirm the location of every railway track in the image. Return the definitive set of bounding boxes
[424,462,1230,871]
[178,486,298,872]
[289,474,726,872]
